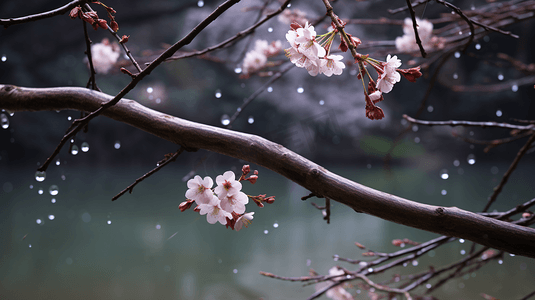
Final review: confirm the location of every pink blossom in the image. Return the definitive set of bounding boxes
[198,200,232,225]
[235,212,254,231]
[321,55,345,77]
[376,55,401,93]
[242,50,267,75]
[214,171,242,199]
[89,38,120,74]
[185,175,215,205]
[220,191,248,214]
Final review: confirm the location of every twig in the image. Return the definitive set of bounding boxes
[434,0,475,52]
[112,148,185,201]
[482,133,535,212]
[0,0,87,28]
[403,115,535,131]
[389,0,429,14]
[405,0,427,57]
[82,19,100,91]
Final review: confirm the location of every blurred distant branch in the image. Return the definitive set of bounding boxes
[0,0,87,28]
[403,114,535,131]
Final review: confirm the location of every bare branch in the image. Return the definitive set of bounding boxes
[403,114,535,131]
[0,0,87,28]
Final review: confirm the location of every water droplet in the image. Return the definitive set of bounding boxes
[511,84,518,92]
[359,261,367,267]
[49,185,59,196]
[35,171,46,182]
[233,268,238,274]
[71,145,79,155]
[367,267,374,272]
[82,212,91,223]
[491,166,499,175]
[412,260,418,266]
[155,98,161,104]
[453,159,460,167]
[38,189,44,195]
[509,253,515,257]
[460,249,466,255]
[51,198,56,203]
[36,219,42,224]
[156,224,161,229]
[236,107,241,112]
[467,154,476,165]
[234,67,242,74]
[475,43,481,50]
[81,142,89,152]
[267,86,273,92]
[414,137,420,143]
[273,222,279,228]
[114,141,121,149]
[263,229,269,234]
[459,239,465,243]
[107,220,112,224]
[221,114,230,126]
[67,116,72,121]
[146,87,153,93]
[427,105,434,112]
[333,254,339,261]
[426,283,432,289]
[1,55,6,62]
[440,169,449,179]
[0,113,9,129]
[498,73,504,81]
[267,27,273,32]
[297,87,304,93]
[197,0,204,7]
[496,109,502,117]
[306,259,311,266]
[61,175,66,180]
[458,31,463,35]
[55,159,61,166]
[247,116,254,124]
[29,185,33,189]
[454,51,461,58]
[453,73,458,79]
[215,89,222,98]
[366,164,372,169]
[28,244,32,248]
[441,189,447,195]
[498,259,503,264]
[412,125,418,132]
[319,100,325,105]
[48,214,55,220]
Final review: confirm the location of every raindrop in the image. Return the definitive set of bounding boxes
[403,262,408,267]
[61,175,66,180]
[467,154,476,165]
[333,254,339,261]
[453,73,458,79]
[263,229,269,234]
[458,31,463,35]
[155,98,161,104]
[367,268,374,273]
[82,212,91,223]
[247,116,254,124]
[426,283,432,289]
[233,269,238,274]
[359,261,367,267]
[498,259,503,264]
[29,244,32,248]
[114,141,121,149]
[491,166,499,175]
[67,116,72,121]
[197,0,204,7]
[496,109,502,117]
[306,259,311,266]
[273,222,279,228]
[297,87,304,93]
[460,249,466,255]
[107,220,112,224]
[267,27,273,32]
[509,253,515,257]
[412,260,418,266]
[221,114,230,126]
[71,145,79,155]
[29,185,33,189]
[475,43,481,50]
[236,107,241,112]
[454,51,461,58]
[267,86,273,92]
[498,73,504,81]
[146,87,153,93]
[459,239,465,243]
[412,125,418,132]
[441,189,447,195]
[35,171,46,182]
[51,198,56,204]
[215,89,222,98]
[55,159,61,166]
[414,137,420,143]
[511,84,518,92]
[81,142,89,152]
[1,55,6,62]
[156,224,161,229]
[427,105,434,112]
[366,164,372,169]
[48,215,55,220]
[36,219,42,224]
[234,67,242,74]
[38,189,44,195]
[440,169,449,180]
[0,113,9,129]
[49,185,59,196]
[319,100,325,105]
[453,159,460,167]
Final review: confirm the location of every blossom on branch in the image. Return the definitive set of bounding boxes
[235,212,255,231]
[395,17,445,53]
[185,175,215,205]
[214,171,242,199]
[376,54,401,93]
[198,200,232,225]
[220,191,249,214]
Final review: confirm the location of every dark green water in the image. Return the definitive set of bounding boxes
[1,158,534,299]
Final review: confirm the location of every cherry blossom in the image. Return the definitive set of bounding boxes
[395,17,445,53]
[214,170,242,199]
[185,175,215,205]
[321,55,345,77]
[220,191,248,214]
[242,50,267,75]
[89,38,120,74]
[376,55,401,93]
[235,212,254,231]
[198,199,233,225]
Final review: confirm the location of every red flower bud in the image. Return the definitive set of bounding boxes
[179,200,194,212]
[397,66,422,83]
[110,20,119,32]
[119,35,129,44]
[97,19,108,29]
[365,104,384,121]
[242,165,250,176]
[246,175,258,184]
[69,6,82,19]
[290,21,302,31]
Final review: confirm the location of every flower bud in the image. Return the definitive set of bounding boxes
[179,200,194,212]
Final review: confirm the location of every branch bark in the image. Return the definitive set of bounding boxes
[2,84,535,258]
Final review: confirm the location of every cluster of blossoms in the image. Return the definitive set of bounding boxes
[88,38,121,74]
[277,8,308,25]
[284,20,422,120]
[242,40,283,76]
[180,165,274,231]
[395,17,445,53]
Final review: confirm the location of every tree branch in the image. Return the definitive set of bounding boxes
[0,0,87,28]
[2,84,535,258]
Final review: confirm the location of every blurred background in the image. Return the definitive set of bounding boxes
[1,0,535,299]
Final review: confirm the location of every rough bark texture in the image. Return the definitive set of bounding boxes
[2,84,535,258]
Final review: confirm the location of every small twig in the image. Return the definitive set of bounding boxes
[405,0,427,58]
[482,133,535,212]
[112,148,185,201]
[0,0,87,28]
[389,0,429,14]
[434,0,475,52]
[82,19,100,91]
[403,115,535,131]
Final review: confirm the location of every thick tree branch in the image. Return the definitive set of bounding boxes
[2,84,535,258]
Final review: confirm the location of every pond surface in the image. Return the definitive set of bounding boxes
[1,157,534,299]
